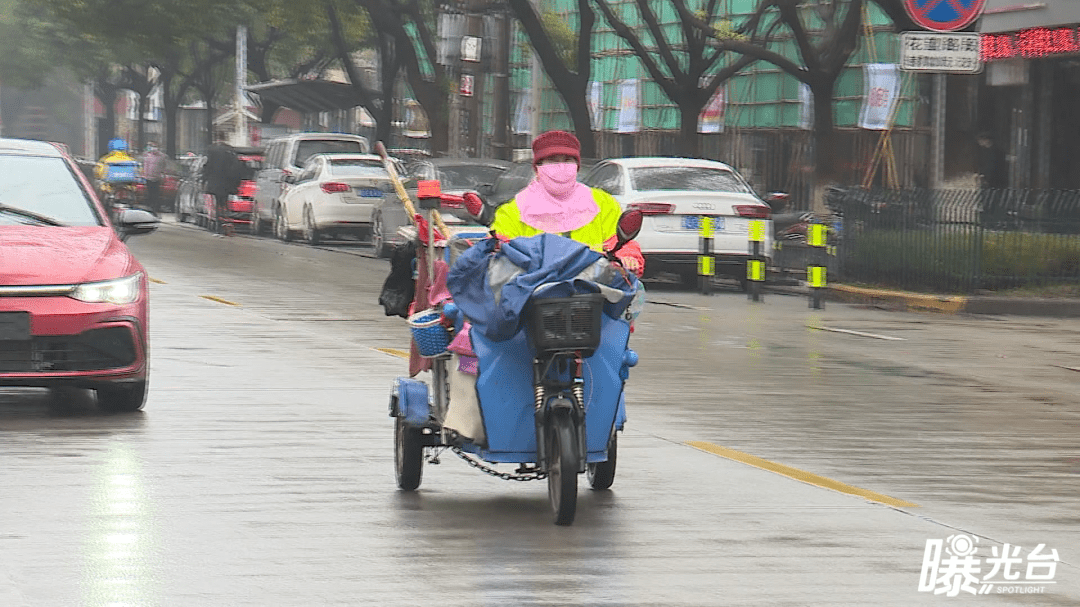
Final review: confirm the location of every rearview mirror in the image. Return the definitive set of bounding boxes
[616,209,643,244]
[117,208,159,241]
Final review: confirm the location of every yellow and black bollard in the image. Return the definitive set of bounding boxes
[698,216,714,295]
[747,219,766,302]
[807,223,827,309]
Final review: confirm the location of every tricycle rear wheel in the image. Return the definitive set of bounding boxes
[547,410,578,526]
[394,418,424,491]
[587,433,617,490]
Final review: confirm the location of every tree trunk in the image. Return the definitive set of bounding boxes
[565,86,595,159]
[136,93,149,151]
[98,88,118,156]
[411,79,447,155]
[811,79,839,182]
[203,96,216,146]
[678,101,707,157]
[808,79,841,213]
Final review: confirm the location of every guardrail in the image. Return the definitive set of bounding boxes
[824,187,1080,293]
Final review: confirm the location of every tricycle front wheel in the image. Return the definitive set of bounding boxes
[547,410,578,526]
[395,418,424,491]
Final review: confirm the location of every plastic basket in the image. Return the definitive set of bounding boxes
[408,309,451,357]
[527,293,604,355]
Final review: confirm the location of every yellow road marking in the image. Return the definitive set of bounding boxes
[149,278,166,284]
[374,347,411,359]
[686,441,919,508]
[200,295,240,307]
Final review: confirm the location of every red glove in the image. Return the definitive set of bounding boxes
[604,236,645,277]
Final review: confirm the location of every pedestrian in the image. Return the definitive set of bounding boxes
[140,141,167,214]
[203,134,243,234]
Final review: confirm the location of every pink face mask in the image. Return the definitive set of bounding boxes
[535,162,579,198]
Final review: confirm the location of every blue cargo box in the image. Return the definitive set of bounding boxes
[104,162,140,183]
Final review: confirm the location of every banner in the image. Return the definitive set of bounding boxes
[616,78,640,134]
[698,84,725,133]
[798,83,813,130]
[588,81,603,130]
[858,63,901,130]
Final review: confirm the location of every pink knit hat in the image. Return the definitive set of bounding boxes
[531,130,581,165]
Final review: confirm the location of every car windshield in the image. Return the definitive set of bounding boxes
[436,165,508,190]
[329,158,389,178]
[629,166,752,194]
[0,155,101,226]
[294,140,366,166]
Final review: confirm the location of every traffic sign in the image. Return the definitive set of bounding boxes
[460,74,474,97]
[903,0,986,33]
[900,32,982,73]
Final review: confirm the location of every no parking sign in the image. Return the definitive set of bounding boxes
[903,0,985,32]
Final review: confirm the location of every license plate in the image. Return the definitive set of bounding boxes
[681,215,724,231]
[356,188,383,198]
[0,312,31,341]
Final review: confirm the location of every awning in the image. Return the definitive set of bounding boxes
[245,78,366,114]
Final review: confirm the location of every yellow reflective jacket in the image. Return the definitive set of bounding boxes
[95,150,137,180]
[491,187,621,252]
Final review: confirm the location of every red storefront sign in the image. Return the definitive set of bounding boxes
[981,26,1080,61]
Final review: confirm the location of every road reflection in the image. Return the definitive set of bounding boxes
[82,443,159,607]
[387,489,631,605]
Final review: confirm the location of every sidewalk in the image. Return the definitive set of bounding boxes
[767,282,1080,318]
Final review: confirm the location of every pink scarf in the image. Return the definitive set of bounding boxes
[516,162,598,233]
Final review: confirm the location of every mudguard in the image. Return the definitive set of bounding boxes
[390,377,431,427]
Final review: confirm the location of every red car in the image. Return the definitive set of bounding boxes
[0,138,159,412]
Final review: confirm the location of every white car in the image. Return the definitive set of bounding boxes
[580,157,773,288]
[275,153,393,244]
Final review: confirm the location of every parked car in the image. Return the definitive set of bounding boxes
[371,157,513,258]
[252,132,371,236]
[579,157,773,288]
[0,137,159,412]
[274,153,394,244]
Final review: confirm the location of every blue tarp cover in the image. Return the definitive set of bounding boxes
[447,234,637,341]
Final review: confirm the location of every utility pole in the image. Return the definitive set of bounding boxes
[930,73,945,188]
[235,25,249,147]
[464,5,482,157]
[492,8,512,160]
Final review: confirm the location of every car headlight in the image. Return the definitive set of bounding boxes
[69,273,142,305]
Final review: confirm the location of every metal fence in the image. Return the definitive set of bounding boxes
[825,187,1080,293]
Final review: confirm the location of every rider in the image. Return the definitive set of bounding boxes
[490,130,644,276]
[95,138,140,203]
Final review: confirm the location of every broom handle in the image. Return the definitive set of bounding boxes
[374,142,451,237]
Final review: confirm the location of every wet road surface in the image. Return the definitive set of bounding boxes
[2,218,1077,606]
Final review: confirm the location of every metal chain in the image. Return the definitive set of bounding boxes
[451,447,547,481]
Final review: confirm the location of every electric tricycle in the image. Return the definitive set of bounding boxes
[387,196,643,526]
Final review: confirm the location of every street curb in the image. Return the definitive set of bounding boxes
[773,283,1080,318]
[828,284,967,314]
